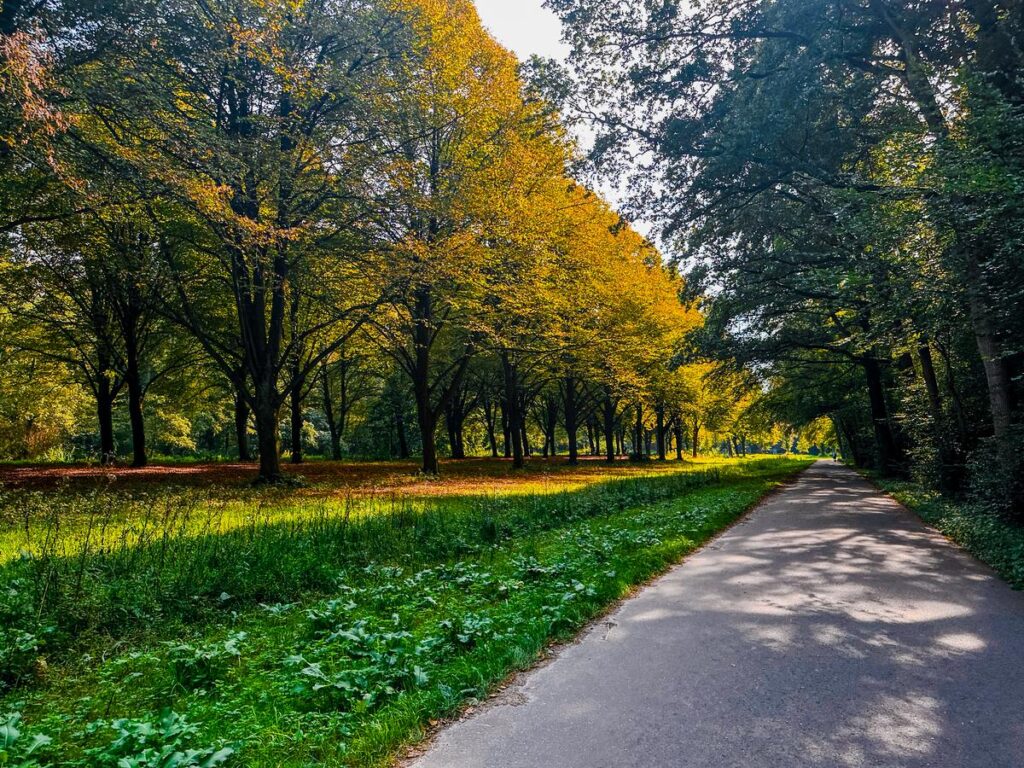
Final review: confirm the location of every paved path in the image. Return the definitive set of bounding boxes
[410,462,1024,768]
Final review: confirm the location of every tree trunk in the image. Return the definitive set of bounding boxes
[125,341,146,468]
[935,340,972,450]
[290,371,304,465]
[321,370,342,461]
[501,352,524,469]
[483,398,499,458]
[602,395,616,463]
[395,410,410,460]
[414,372,439,474]
[675,423,684,460]
[254,398,282,482]
[500,400,512,458]
[918,343,960,491]
[96,372,116,466]
[692,421,699,459]
[970,294,1015,443]
[655,403,667,461]
[563,377,579,466]
[633,404,647,460]
[234,392,251,461]
[862,357,904,476]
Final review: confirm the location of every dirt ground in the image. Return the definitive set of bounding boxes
[0,455,689,496]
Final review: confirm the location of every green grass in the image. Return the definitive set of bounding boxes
[0,456,811,767]
[876,478,1024,591]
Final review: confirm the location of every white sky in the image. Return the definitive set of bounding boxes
[473,0,570,61]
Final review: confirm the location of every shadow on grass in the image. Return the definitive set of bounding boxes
[0,458,806,690]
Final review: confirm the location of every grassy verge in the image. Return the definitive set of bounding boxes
[0,457,810,767]
[875,478,1024,590]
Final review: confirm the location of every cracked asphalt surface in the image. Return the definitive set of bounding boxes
[409,461,1024,768]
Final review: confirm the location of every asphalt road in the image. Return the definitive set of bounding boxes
[409,461,1024,768]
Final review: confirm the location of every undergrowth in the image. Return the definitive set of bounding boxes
[0,457,810,767]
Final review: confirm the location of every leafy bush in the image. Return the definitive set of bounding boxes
[290,620,434,713]
[82,711,233,768]
[165,632,246,691]
[966,426,1024,519]
[0,712,52,767]
[0,580,53,691]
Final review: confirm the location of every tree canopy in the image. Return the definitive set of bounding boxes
[549,0,1024,514]
[0,0,724,480]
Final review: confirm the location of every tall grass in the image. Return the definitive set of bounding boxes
[0,462,765,688]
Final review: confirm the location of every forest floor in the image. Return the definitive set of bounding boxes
[0,454,704,495]
[409,462,1024,768]
[0,455,811,767]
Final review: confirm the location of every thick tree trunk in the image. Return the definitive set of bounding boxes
[602,395,616,463]
[96,373,116,466]
[414,375,439,474]
[254,398,282,482]
[970,300,1015,443]
[125,344,146,468]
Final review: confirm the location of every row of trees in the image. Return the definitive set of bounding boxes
[552,0,1024,514]
[1,0,788,479]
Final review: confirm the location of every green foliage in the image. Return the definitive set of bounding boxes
[965,427,1024,519]
[0,465,736,670]
[0,458,809,766]
[82,711,233,768]
[0,712,52,767]
[166,633,246,692]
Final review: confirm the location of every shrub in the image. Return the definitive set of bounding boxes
[967,426,1024,519]
[0,712,52,768]
[165,632,246,692]
[82,710,233,768]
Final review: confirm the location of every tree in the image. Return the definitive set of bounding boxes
[552,0,1023,496]
[364,0,559,474]
[80,0,397,481]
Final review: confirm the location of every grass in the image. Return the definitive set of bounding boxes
[875,477,1024,590]
[0,455,812,767]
